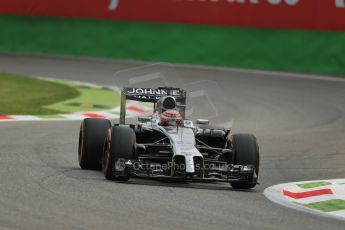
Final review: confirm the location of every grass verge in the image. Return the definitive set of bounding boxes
[44,81,120,113]
[296,182,332,189]
[0,73,79,115]
[0,15,345,75]
[297,199,345,212]
[0,73,120,115]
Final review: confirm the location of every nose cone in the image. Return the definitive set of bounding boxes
[185,155,195,173]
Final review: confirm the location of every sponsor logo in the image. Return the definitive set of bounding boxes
[227,0,299,5]
[108,0,119,11]
[336,0,345,8]
[126,88,183,101]
[126,88,182,96]
[183,0,344,8]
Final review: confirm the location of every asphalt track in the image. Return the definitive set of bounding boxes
[1,53,345,230]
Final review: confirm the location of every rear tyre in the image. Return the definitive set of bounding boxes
[230,134,260,189]
[103,126,136,181]
[78,118,111,170]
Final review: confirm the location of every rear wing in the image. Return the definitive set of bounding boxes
[120,87,187,124]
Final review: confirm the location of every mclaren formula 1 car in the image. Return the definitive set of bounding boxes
[78,87,259,189]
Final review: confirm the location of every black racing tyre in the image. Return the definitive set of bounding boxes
[230,134,260,189]
[78,118,111,170]
[102,126,136,181]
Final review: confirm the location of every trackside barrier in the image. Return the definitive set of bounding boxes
[0,0,344,31]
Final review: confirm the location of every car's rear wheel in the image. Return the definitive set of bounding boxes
[102,126,136,181]
[230,134,260,189]
[78,118,111,170]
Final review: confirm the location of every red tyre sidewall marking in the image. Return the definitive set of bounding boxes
[103,128,112,176]
[79,122,85,165]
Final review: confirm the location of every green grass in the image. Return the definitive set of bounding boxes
[296,182,332,189]
[0,15,345,75]
[0,73,79,115]
[296,199,345,212]
[0,74,120,115]
[44,83,120,113]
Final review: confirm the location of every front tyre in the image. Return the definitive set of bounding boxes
[102,126,136,181]
[78,118,111,170]
[230,134,260,189]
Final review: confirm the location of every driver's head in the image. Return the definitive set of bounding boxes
[160,109,182,126]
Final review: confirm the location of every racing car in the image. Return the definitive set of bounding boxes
[78,87,259,189]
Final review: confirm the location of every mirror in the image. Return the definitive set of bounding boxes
[196,119,210,125]
[138,116,151,123]
[183,120,194,128]
[136,144,146,155]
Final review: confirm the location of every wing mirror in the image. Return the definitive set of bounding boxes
[138,116,151,123]
[183,120,194,128]
[221,149,234,163]
[136,144,146,155]
[196,119,210,125]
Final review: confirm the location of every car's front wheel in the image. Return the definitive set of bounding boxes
[230,134,260,189]
[102,126,136,181]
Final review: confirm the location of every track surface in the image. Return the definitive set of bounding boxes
[1,53,345,230]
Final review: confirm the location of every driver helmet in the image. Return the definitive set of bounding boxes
[160,109,182,126]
